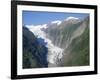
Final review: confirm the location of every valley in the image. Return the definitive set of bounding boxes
[23,16,89,68]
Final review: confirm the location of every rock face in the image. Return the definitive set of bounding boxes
[46,17,89,48]
[23,27,48,68]
[23,16,90,68]
[45,16,89,66]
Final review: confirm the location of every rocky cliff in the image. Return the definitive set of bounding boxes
[45,16,89,66]
[23,27,48,68]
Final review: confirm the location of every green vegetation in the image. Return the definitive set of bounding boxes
[23,27,48,69]
[23,49,39,68]
[62,26,89,66]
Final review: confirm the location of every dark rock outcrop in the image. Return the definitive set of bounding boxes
[23,27,48,68]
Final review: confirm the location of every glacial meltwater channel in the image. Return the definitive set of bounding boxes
[26,24,64,67]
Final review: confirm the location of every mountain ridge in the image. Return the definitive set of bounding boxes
[23,16,89,68]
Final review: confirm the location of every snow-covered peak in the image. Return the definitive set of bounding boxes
[42,24,48,29]
[65,16,79,21]
[51,20,62,25]
[25,25,41,29]
[25,24,48,29]
[64,16,80,24]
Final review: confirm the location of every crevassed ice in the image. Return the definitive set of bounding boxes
[26,25,63,64]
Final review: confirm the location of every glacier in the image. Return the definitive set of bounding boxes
[26,24,64,66]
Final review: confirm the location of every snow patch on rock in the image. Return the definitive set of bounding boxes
[51,20,62,25]
[65,16,79,21]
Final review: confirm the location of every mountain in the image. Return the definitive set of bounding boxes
[61,25,89,66]
[26,24,64,67]
[23,16,90,68]
[23,27,48,68]
[45,17,81,48]
[45,16,89,66]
